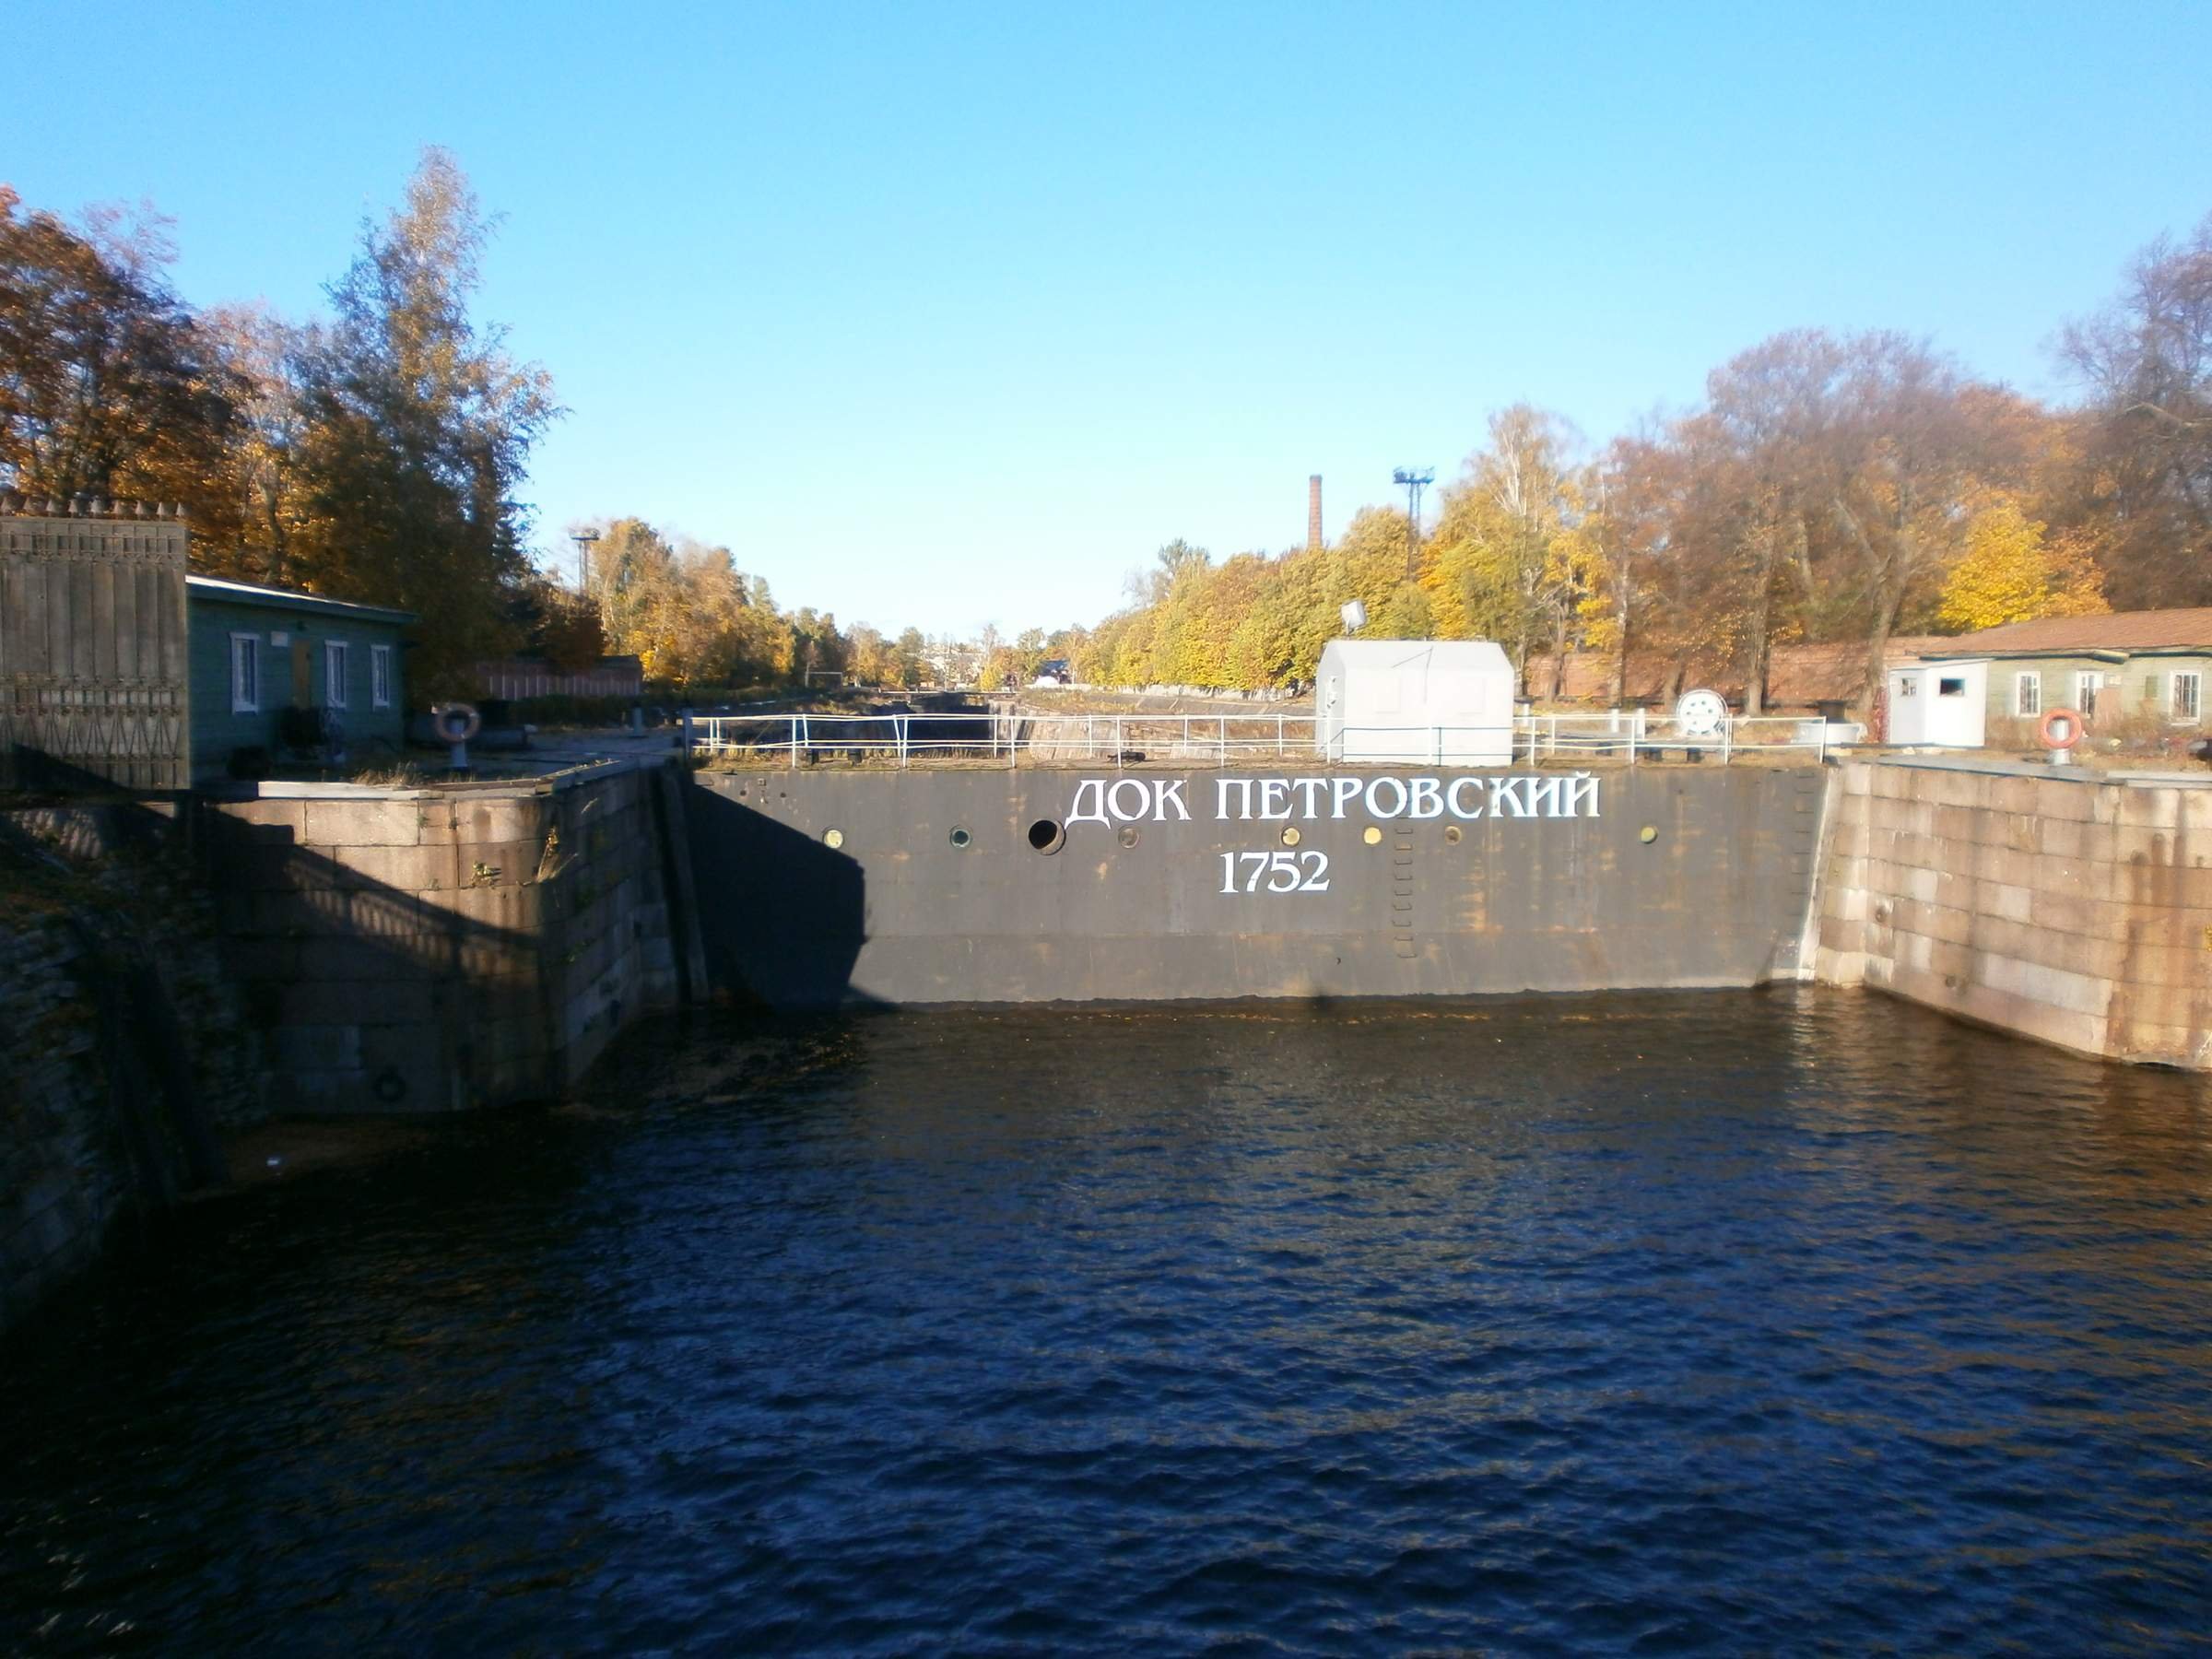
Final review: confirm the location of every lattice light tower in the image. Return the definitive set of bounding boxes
[571,528,601,595]
[1392,466,1433,579]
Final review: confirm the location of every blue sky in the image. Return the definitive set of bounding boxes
[11,1,2209,637]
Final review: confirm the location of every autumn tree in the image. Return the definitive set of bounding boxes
[0,187,242,544]
[2056,212,2212,608]
[1808,335,2025,706]
[1701,335,1835,712]
[198,301,308,582]
[1935,497,2107,630]
[1427,406,1588,688]
[285,148,559,691]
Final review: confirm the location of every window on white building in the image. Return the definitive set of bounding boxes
[229,634,259,713]
[2174,671,2203,723]
[324,640,350,711]
[371,643,394,710]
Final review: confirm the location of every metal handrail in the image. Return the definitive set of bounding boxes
[683,710,1852,766]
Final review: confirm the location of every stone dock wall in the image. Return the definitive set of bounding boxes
[198,759,701,1113]
[1812,758,2212,1068]
[1,815,265,1334]
[3,763,701,1333]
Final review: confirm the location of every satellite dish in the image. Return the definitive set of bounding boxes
[1340,599,1367,632]
[1676,688,1728,737]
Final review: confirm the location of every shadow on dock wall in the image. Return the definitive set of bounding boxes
[193,765,686,1112]
[685,782,868,1009]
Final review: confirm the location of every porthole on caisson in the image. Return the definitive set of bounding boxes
[1118,825,1140,848]
[1028,818,1065,854]
[1362,825,1382,846]
[1281,826,1301,847]
[1444,825,1463,844]
[948,826,972,849]
[823,828,844,849]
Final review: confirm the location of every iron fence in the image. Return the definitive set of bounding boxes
[683,710,1859,767]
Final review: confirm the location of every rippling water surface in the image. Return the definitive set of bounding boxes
[6,989,2212,1653]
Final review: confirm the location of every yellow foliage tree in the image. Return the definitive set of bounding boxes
[1936,498,2109,632]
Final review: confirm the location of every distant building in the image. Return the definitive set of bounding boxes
[1885,659,1989,748]
[1918,609,2212,731]
[477,655,644,701]
[188,576,415,781]
[1030,658,1072,687]
[1316,639,1515,767]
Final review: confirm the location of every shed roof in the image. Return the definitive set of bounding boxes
[1924,608,2212,657]
[1321,638,1512,670]
[186,574,417,625]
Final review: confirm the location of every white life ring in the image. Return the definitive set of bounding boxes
[431,702,482,743]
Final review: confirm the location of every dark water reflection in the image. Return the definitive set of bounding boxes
[6,988,2212,1653]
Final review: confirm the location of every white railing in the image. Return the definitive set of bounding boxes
[684,710,1860,767]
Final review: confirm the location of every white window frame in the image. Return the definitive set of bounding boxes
[371,643,394,710]
[2074,669,2101,718]
[229,633,260,714]
[2173,670,2203,724]
[324,639,350,711]
[2013,672,2039,717]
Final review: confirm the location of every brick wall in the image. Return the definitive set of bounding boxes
[1813,759,2212,1066]
[200,760,691,1112]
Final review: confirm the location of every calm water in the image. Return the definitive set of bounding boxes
[5,989,2212,1653]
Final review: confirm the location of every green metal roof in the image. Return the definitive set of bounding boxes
[185,574,416,626]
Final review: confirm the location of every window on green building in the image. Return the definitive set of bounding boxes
[229,634,259,713]
[2014,672,2039,717]
[325,640,350,711]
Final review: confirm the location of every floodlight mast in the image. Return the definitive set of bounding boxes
[1392,467,1433,579]
[571,529,601,595]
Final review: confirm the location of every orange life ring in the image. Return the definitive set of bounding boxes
[2039,706,2085,750]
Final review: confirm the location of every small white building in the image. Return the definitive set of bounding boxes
[1315,639,1516,767]
[1886,659,1988,747]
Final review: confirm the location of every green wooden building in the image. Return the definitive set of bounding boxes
[186,576,416,781]
[1920,608,2212,735]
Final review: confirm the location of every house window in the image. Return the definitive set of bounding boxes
[2175,671,2203,723]
[324,640,350,711]
[1896,677,1918,697]
[1937,677,1966,697]
[2014,673,2040,716]
[2075,671,2101,718]
[371,643,394,710]
[229,634,259,714]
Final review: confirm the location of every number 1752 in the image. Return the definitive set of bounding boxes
[1219,851,1330,893]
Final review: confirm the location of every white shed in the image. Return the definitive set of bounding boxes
[1315,639,1516,767]
[1886,659,1988,747]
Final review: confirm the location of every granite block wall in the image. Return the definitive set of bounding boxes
[1814,759,2212,1067]
[199,760,688,1112]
